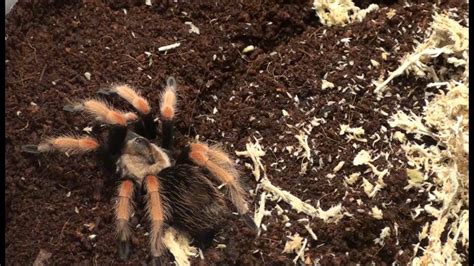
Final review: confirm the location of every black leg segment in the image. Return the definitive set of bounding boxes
[161,119,174,150]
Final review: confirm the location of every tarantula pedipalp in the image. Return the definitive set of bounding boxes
[22,77,257,263]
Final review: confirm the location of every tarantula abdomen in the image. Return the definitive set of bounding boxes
[157,164,229,245]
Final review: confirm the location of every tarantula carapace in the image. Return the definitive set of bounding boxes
[22,77,257,263]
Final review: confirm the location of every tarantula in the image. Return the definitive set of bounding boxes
[22,77,256,263]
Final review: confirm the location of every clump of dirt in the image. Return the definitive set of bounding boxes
[5,0,468,265]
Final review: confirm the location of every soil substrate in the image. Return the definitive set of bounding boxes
[5,0,468,265]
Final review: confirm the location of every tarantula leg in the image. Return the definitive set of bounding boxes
[97,88,115,96]
[104,84,157,139]
[159,77,177,150]
[115,179,135,260]
[242,213,258,232]
[143,175,167,259]
[22,136,100,154]
[105,124,128,155]
[64,99,136,126]
[63,99,131,156]
[83,99,132,126]
[63,103,84,113]
[111,84,151,114]
[187,143,258,232]
[21,144,43,154]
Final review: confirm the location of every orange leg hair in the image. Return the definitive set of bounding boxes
[188,143,250,215]
[159,77,178,149]
[115,179,135,259]
[37,136,100,154]
[159,77,177,121]
[112,84,151,115]
[82,99,129,126]
[144,175,167,258]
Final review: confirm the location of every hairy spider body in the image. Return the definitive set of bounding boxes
[23,77,256,264]
[158,165,228,241]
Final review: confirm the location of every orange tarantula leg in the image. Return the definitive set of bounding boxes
[144,175,167,260]
[159,77,177,150]
[82,99,130,126]
[63,99,135,126]
[60,99,131,156]
[160,77,177,121]
[65,99,131,155]
[109,84,157,139]
[115,179,135,260]
[112,84,151,115]
[188,143,257,231]
[22,136,100,154]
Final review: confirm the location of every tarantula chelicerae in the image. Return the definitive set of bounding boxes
[22,77,256,263]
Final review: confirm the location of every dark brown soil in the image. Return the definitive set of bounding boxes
[5,0,468,265]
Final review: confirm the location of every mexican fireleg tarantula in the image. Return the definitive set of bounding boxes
[22,77,257,263]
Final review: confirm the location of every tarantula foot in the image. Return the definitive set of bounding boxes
[242,213,258,233]
[166,76,176,88]
[97,88,116,96]
[118,240,130,260]
[63,103,84,113]
[21,144,41,154]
